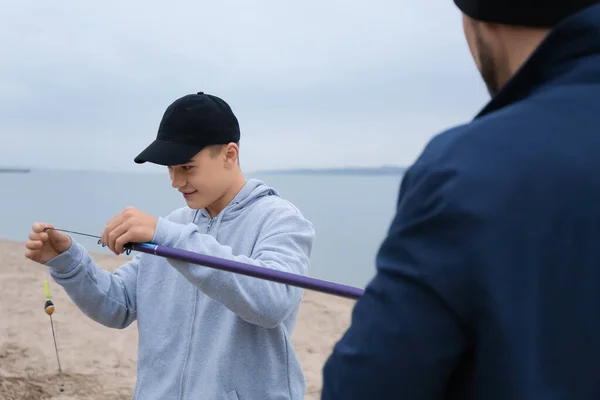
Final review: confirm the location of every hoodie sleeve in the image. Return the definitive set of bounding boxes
[321,158,474,399]
[152,205,315,329]
[45,241,139,329]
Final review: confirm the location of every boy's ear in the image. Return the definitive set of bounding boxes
[224,142,239,165]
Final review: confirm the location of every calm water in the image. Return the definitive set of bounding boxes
[0,169,403,289]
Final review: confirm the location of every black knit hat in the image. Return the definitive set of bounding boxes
[454,0,600,27]
[134,92,240,166]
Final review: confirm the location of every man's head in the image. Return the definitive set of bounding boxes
[134,92,244,210]
[455,0,600,96]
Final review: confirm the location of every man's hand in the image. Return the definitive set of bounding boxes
[101,207,158,255]
[25,223,73,264]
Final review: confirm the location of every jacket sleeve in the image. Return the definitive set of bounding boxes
[152,207,315,329]
[45,241,139,329]
[321,160,475,399]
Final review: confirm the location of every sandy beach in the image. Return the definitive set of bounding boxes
[0,240,355,400]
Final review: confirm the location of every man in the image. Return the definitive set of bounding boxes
[25,92,315,400]
[322,1,600,399]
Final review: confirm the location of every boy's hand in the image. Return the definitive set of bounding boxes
[101,207,158,255]
[25,223,73,264]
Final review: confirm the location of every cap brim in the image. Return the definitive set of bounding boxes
[134,139,204,166]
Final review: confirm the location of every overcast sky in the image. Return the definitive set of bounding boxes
[1,1,490,173]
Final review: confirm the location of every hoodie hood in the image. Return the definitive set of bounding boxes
[195,178,280,234]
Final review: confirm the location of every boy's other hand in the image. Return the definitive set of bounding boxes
[25,223,73,264]
[101,207,158,255]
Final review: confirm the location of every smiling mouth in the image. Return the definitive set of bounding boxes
[181,191,197,198]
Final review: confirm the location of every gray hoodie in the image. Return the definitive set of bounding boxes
[45,179,316,400]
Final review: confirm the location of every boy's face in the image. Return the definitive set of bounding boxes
[168,144,238,210]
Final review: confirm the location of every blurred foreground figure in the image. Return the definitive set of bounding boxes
[322,1,600,399]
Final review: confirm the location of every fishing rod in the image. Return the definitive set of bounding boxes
[45,228,365,300]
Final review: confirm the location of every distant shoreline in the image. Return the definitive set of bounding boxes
[0,166,407,176]
[0,168,30,173]
[255,166,407,176]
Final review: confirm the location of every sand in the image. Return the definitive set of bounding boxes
[0,240,355,400]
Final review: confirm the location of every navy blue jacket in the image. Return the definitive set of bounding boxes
[322,4,600,399]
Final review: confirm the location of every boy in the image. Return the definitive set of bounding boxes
[25,92,315,400]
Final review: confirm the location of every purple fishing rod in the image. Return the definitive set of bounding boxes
[127,242,364,300]
[44,228,364,299]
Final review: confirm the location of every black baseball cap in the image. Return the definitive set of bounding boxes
[134,92,240,166]
[454,0,599,27]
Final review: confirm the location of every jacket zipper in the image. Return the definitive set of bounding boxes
[179,216,213,398]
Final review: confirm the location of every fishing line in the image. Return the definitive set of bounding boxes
[43,227,364,300]
[44,228,132,255]
[44,280,62,374]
